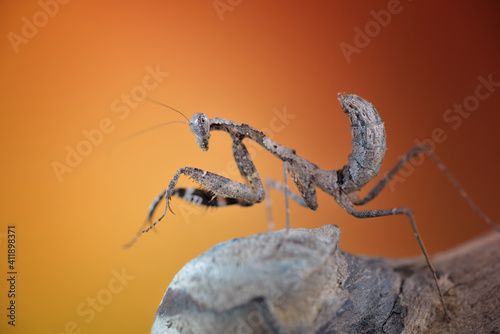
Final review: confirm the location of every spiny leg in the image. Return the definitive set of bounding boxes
[172,188,254,208]
[125,187,256,247]
[231,136,266,201]
[347,205,451,320]
[349,144,499,231]
[168,169,309,232]
[123,190,166,248]
[167,138,264,211]
[286,162,318,211]
[143,188,253,231]
[141,166,266,234]
[127,137,267,246]
[139,137,265,235]
[125,188,207,249]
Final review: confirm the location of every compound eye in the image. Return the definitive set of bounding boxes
[190,113,210,150]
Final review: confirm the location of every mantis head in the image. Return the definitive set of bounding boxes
[108,99,212,155]
[190,113,211,151]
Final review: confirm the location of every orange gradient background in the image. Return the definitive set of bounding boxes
[1,1,500,333]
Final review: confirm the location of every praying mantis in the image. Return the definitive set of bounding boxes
[124,93,499,320]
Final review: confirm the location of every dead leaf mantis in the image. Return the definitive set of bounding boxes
[123,94,499,320]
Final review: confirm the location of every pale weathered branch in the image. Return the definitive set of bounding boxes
[150,225,500,334]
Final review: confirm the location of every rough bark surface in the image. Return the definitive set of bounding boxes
[150,225,500,334]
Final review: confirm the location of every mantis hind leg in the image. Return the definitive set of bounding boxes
[345,204,451,320]
[349,144,499,231]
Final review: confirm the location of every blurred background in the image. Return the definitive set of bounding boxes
[1,1,499,333]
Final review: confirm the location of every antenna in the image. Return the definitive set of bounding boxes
[107,98,190,155]
[145,97,190,123]
[107,121,187,155]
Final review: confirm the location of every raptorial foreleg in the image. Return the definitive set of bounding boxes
[145,166,266,232]
[265,161,319,230]
[128,136,266,245]
[123,190,166,248]
[172,188,254,208]
[123,165,266,249]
